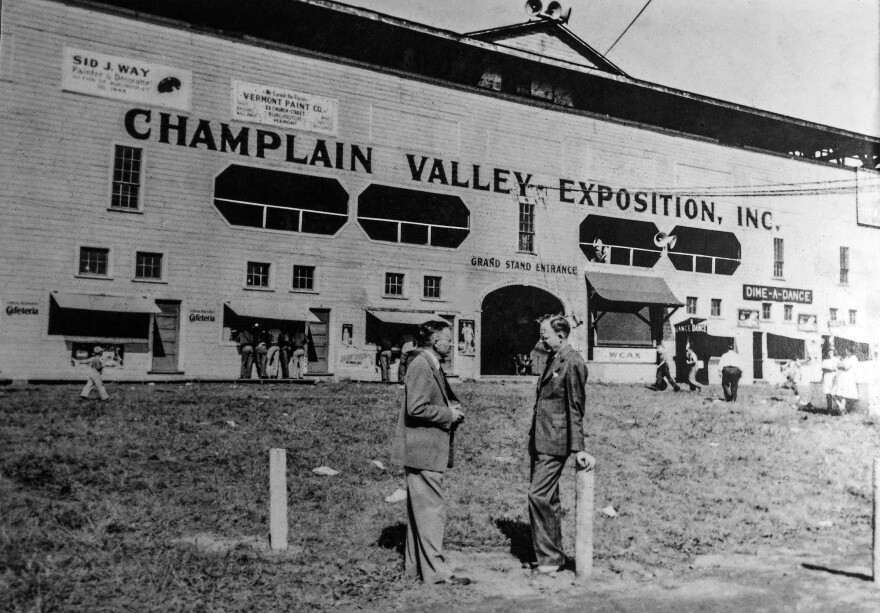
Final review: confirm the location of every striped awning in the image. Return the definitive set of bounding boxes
[586,271,683,307]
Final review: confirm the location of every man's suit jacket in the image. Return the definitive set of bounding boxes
[394,351,458,472]
[530,343,588,456]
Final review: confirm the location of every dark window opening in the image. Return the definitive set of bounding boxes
[593,308,653,347]
[358,185,469,248]
[667,226,741,275]
[579,215,662,268]
[213,165,348,235]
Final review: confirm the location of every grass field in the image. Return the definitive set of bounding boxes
[2,379,880,611]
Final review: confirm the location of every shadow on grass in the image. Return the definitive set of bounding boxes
[797,404,842,417]
[494,517,534,563]
[802,563,872,581]
[377,522,406,557]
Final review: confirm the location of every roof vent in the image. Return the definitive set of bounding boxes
[523,0,572,23]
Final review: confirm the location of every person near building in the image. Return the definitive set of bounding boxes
[832,346,860,413]
[254,325,269,379]
[393,320,470,585]
[820,347,839,412]
[265,327,282,378]
[398,333,417,383]
[73,346,110,401]
[718,344,743,402]
[278,329,292,379]
[527,315,594,574]
[782,359,802,403]
[377,336,393,383]
[685,344,702,391]
[654,346,681,392]
[291,331,309,379]
[236,327,255,379]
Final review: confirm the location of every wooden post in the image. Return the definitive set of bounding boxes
[575,466,594,578]
[270,448,288,551]
[874,458,879,584]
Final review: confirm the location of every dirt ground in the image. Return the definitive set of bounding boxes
[3,379,880,611]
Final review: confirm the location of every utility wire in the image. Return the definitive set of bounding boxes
[604,0,655,57]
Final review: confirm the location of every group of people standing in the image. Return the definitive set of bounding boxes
[235,324,309,380]
[820,346,860,413]
[376,333,419,383]
[395,315,593,585]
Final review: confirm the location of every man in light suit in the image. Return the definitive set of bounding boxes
[528,315,595,574]
[394,320,471,585]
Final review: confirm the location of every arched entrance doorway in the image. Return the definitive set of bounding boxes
[481,285,564,375]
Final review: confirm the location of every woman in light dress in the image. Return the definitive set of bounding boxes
[820,348,838,412]
[832,346,859,413]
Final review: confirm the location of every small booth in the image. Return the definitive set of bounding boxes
[585,270,683,383]
[365,309,451,380]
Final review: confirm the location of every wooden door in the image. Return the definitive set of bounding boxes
[151,301,180,372]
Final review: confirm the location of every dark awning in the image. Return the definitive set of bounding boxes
[367,310,447,325]
[52,292,161,314]
[586,271,683,307]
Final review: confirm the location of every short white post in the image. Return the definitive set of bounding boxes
[575,466,594,578]
[874,458,879,584]
[270,448,288,551]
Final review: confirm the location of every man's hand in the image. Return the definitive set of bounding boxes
[575,451,595,470]
[450,404,465,425]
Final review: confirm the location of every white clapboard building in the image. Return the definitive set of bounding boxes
[1,0,878,383]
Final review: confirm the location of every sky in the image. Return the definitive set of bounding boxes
[338,0,880,137]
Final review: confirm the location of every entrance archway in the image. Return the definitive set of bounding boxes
[481,285,564,375]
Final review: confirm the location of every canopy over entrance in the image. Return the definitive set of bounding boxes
[585,271,683,307]
[52,292,161,314]
[366,310,447,325]
[224,300,320,323]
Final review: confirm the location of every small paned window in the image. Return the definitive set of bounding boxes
[358,185,469,249]
[686,297,697,315]
[519,200,535,253]
[849,309,857,325]
[773,238,784,278]
[292,265,315,291]
[711,299,721,317]
[135,252,162,280]
[246,262,271,288]
[111,145,143,210]
[762,303,772,320]
[829,308,838,322]
[79,247,109,276]
[784,304,793,321]
[840,246,849,284]
[384,273,404,297]
[423,276,442,299]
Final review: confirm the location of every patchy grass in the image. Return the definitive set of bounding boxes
[1,380,878,610]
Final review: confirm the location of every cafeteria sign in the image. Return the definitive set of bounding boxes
[232,81,338,135]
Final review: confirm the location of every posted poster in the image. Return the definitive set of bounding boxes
[458,319,476,355]
[62,47,192,110]
[231,80,338,135]
[797,314,818,333]
[341,324,353,346]
[71,343,125,368]
[737,309,759,328]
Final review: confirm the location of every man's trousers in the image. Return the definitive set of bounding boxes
[80,370,109,400]
[528,453,567,567]
[722,366,742,401]
[405,467,452,584]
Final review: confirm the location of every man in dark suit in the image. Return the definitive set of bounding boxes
[528,315,595,574]
[394,320,471,585]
